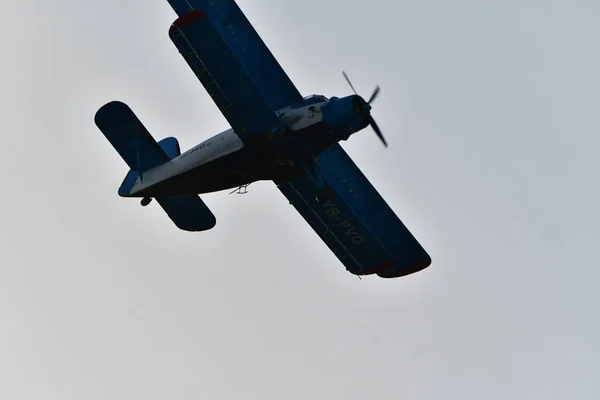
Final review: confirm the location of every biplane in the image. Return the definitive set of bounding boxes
[95,0,431,278]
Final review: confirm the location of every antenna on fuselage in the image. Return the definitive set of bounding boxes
[229,184,250,195]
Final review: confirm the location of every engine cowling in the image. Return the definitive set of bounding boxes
[321,95,371,140]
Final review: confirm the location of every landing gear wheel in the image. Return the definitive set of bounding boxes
[141,197,153,207]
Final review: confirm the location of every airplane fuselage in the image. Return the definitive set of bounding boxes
[130,94,371,197]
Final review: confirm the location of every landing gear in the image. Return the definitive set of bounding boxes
[141,197,153,207]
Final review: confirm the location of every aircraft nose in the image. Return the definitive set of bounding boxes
[353,95,371,114]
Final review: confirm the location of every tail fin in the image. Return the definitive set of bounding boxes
[95,101,216,232]
[116,137,181,197]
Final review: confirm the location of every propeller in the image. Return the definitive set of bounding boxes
[342,71,358,95]
[342,71,387,147]
[367,85,380,104]
[368,115,387,147]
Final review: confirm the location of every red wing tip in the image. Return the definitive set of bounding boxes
[172,10,208,29]
[376,258,432,279]
[358,260,394,276]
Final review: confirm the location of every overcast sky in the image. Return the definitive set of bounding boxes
[1,0,598,399]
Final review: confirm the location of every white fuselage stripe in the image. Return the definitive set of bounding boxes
[130,128,244,194]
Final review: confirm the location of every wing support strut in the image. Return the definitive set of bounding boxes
[295,149,323,189]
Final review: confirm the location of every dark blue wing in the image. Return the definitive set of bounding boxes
[169,11,279,138]
[278,177,394,276]
[166,0,303,111]
[277,144,431,278]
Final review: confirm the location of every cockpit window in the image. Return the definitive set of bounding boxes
[303,94,329,104]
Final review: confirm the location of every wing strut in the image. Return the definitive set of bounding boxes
[295,149,323,188]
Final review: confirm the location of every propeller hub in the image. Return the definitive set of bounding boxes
[342,71,386,147]
[352,95,371,114]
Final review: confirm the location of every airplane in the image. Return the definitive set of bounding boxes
[94,0,431,279]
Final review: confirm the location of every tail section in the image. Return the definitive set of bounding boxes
[155,196,216,232]
[116,137,180,198]
[95,101,170,171]
[95,101,216,232]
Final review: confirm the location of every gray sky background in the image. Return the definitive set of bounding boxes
[1,0,598,399]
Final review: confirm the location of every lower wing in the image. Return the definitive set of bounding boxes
[276,144,431,278]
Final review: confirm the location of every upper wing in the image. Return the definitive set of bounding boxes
[166,0,303,110]
[277,144,431,278]
[169,11,279,137]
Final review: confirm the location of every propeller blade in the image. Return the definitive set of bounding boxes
[341,71,386,146]
[342,71,358,95]
[367,85,380,104]
[369,116,387,147]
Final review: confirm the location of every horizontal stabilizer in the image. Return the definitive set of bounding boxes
[156,195,216,232]
[95,101,169,171]
[95,102,216,232]
[152,137,216,231]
